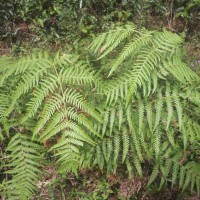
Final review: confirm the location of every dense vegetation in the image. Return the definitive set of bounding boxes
[0,1,200,199]
[1,0,200,50]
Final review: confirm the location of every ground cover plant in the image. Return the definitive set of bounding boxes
[0,23,200,199]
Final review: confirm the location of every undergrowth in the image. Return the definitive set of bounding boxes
[0,24,200,199]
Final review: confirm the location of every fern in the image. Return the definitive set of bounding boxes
[122,129,129,163]
[91,24,200,106]
[113,134,120,166]
[0,52,104,200]
[2,133,43,200]
[0,24,200,197]
[86,25,200,194]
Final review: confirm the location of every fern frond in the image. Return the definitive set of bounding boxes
[90,24,136,56]
[147,165,159,187]
[91,25,190,105]
[0,51,51,86]
[146,101,153,131]
[21,74,59,122]
[122,129,129,163]
[113,134,120,165]
[137,94,145,133]
[118,104,124,130]
[107,31,153,76]
[5,66,50,116]
[165,82,174,130]
[164,58,200,84]
[154,128,162,160]
[172,85,183,129]
[33,93,64,137]
[127,47,161,103]
[126,104,134,131]
[102,110,109,136]
[171,154,182,187]
[50,132,84,174]
[132,130,143,161]
[65,89,102,122]
[153,30,183,52]
[0,93,9,120]
[133,156,143,177]
[60,65,97,87]
[183,87,200,107]
[154,89,163,129]
[109,107,116,135]
[2,133,43,200]
[101,72,131,105]
[106,139,113,163]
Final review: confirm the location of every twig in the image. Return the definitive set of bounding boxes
[168,0,174,30]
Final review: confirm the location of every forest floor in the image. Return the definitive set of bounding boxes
[32,165,200,200]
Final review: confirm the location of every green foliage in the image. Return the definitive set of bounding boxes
[90,24,199,105]
[0,51,102,199]
[83,24,200,193]
[0,0,135,44]
[2,133,43,199]
[0,24,200,198]
[1,0,199,55]
[174,0,200,20]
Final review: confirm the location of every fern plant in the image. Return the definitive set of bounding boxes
[80,24,200,194]
[90,24,199,105]
[1,133,43,199]
[0,51,102,199]
[0,24,200,199]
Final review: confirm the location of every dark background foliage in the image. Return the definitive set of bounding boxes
[0,0,199,48]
